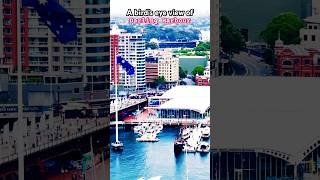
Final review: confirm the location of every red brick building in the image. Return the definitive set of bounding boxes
[145,56,158,84]
[2,0,29,72]
[274,39,320,77]
[195,75,209,86]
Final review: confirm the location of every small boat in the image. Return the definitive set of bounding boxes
[133,125,142,133]
[201,126,210,139]
[197,142,210,153]
[136,132,159,142]
[174,137,185,153]
[180,128,191,140]
[182,144,197,153]
[111,141,124,150]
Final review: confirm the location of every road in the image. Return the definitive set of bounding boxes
[231,52,272,76]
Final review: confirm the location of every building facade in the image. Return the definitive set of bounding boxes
[0,0,110,104]
[158,54,179,83]
[195,75,209,86]
[300,16,320,50]
[111,25,146,91]
[145,56,159,84]
[313,0,320,16]
[275,16,320,77]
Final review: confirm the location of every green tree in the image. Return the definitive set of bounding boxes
[192,65,205,76]
[260,12,304,48]
[179,67,187,79]
[194,41,210,51]
[152,76,166,87]
[220,16,245,55]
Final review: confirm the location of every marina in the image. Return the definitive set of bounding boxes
[110,127,210,180]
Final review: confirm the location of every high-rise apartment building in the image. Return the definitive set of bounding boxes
[158,54,179,83]
[0,0,110,104]
[110,25,146,91]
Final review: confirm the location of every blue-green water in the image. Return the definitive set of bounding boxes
[110,128,210,180]
[179,56,208,74]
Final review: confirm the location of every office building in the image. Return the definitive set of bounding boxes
[0,0,110,104]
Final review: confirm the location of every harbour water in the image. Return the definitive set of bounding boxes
[110,127,210,180]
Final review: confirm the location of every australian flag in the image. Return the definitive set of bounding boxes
[116,56,135,75]
[22,0,77,44]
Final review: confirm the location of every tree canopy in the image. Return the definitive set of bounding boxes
[220,16,245,55]
[260,12,304,48]
[192,65,205,76]
[179,66,188,79]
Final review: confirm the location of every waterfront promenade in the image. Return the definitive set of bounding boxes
[111,109,210,126]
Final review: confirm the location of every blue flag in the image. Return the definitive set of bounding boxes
[22,0,77,44]
[116,56,135,75]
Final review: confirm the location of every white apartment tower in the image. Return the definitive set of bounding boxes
[117,30,146,91]
[27,0,109,100]
[158,52,179,83]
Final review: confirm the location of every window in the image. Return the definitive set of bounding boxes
[86,8,109,14]
[73,88,80,94]
[86,27,108,34]
[86,46,108,53]
[312,35,316,41]
[4,19,12,25]
[86,18,108,24]
[86,56,109,63]
[3,28,12,34]
[315,26,318,30]
[304,35,308,41]
[4,47,11,53]
[3,8,12,15]
[304,59,311,65]
[86,37,109,43]
[3,0,12,4]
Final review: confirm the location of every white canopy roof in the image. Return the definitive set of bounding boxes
[156,86,210,114]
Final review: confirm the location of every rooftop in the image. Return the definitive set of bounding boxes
[304,15,320,24]
[213,77,320,164]
[152,85,210,114]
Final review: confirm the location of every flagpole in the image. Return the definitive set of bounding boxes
[16,0,25,179]
[115,52,119,142]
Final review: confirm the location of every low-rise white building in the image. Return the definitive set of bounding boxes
[300,15,320,50]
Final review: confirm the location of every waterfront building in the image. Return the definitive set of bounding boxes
[212,77,320,179]
[110,25,146,91]
[147,86,210,119]
[195,75,209,86]
[0,0,110,103]
[275,16,320,77]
